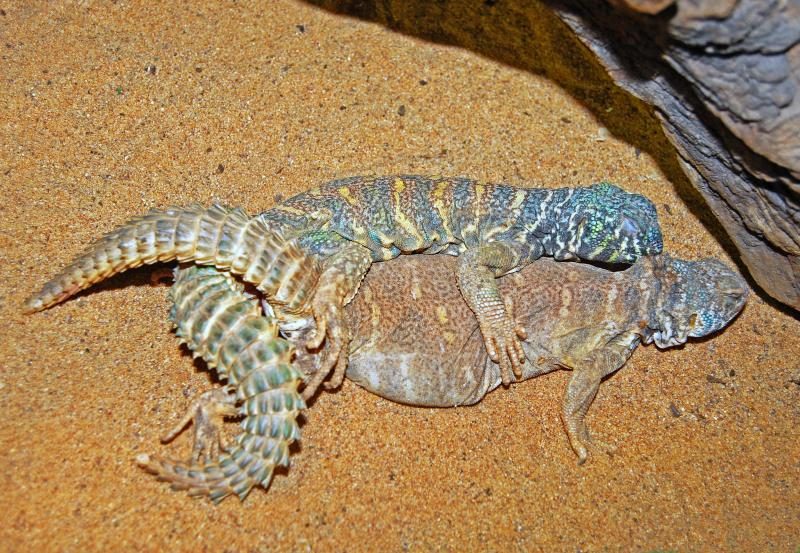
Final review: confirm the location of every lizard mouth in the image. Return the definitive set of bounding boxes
[650,329,688,349]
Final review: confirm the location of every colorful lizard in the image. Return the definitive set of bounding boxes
[25,176,663,392]
[159,253,746,504]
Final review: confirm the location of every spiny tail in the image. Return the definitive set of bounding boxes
[138,266,305,502]
[24,204,320,316]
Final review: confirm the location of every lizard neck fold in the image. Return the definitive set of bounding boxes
[619,257,661,343]
[641,254,688,348]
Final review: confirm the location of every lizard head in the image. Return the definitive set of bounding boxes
[645,255,749,348]
[554,182,663,263]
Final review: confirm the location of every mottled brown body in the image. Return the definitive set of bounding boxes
[301,256,643,406]
[292,254,747,461]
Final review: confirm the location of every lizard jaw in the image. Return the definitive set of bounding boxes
[650,329,688,349]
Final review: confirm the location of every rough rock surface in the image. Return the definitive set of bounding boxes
[550,0,800,309]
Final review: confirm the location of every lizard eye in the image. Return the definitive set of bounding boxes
[620,216,640,237]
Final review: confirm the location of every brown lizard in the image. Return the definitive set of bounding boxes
[292,254,748,462]
[163,251,746,498]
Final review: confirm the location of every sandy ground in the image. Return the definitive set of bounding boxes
[2,1,798,551]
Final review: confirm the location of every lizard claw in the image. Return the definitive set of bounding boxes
[161,386,239,464]
[572,430,617,465]
[480,296,528,386]
[322,346,349,392]
[301,295,350,400]
[305,304,330,350]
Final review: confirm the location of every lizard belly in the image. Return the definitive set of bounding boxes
[345,343,499,407]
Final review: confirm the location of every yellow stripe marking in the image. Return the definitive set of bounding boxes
[469,183,486,240]
[273,205,306,216]
[436,305,449,325]
[589,233,614,258]
[392,178,424,249]
[432,180,448,200]
[510,189,526,211]
[338,186,359,207]
[430,180,454,240]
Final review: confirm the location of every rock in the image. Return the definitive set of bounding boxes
[547,0,800,309]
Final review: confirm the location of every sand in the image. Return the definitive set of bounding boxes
[2,1,798,551]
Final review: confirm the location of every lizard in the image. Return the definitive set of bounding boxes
[314,253,748,463]
[25,176,663,393]
[159,252,746,501]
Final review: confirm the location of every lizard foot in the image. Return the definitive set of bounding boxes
[478,296,528,386]
[566,421,617,465]
[301,295,350,400]
[161,386,239,464]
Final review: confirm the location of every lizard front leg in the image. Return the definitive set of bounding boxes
[456,242,531,386]
[302,242,373,399]
[562,333,639,463]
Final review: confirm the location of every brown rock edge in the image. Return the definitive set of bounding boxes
[548,0,800,309]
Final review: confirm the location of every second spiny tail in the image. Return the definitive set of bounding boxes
[137,266,305,502]
[24,204,320,317]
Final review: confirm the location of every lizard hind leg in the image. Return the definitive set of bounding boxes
[456,243,530,386]
[160,386,239,464]
[561,337,637,462]
[562,369,603,464]
[562,351,626,464]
